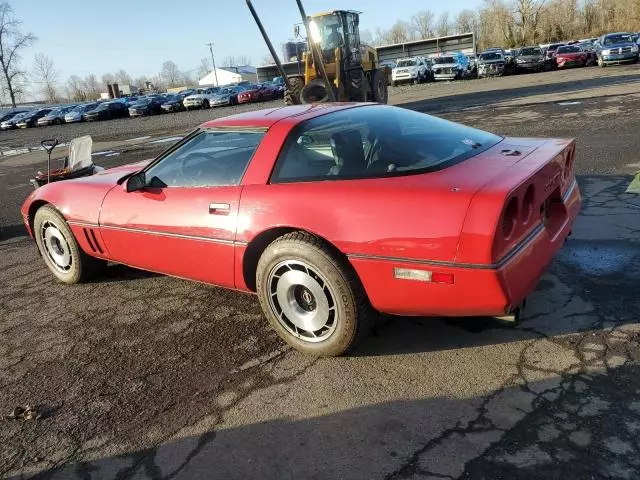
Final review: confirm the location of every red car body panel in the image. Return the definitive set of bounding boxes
[21,103,581,318]
[237,86,278,104]
[556,52,588,67]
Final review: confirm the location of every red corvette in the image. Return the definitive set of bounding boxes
[555,45,591,68]
[21,103,580,356]
[237,83,279,104]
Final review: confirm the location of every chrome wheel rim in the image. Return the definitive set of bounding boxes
[267,260,337,343]
[40,220,72,273]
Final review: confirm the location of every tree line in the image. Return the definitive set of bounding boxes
[366,0,640,49]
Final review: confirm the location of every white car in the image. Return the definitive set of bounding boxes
[391,57,430,85]
[431,56,467,81]
[183,87,220,110]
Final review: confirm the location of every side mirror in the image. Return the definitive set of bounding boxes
[126,172,146,192]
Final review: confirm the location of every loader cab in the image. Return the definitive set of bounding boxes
[308,10,362,66]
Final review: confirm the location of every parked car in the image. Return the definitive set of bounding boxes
[119,96,139,106]
[0,110,29,129]
[37,106,76,126]
[596,32,639,66]
[477,51,506,77]
[391,57,431,85]
[431,55,467,81]
[128,96,165,117]
[160,93,187,113]
[16,108,52,128]
[65,103,99,123]
[555,45,593,68]
[543,43,565,65]
[21,103,581,356]
[183,87,220,110]
[210,86,246,107]
[515,46,546,72]
[83,101,129,121]
[237,83,279,104]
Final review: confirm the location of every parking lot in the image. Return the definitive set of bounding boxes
[2,66,640,479]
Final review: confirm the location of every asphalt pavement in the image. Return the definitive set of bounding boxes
[1,66,640,479]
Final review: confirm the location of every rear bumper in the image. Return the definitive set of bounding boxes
[350,180,581,317]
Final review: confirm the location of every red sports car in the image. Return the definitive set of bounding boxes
[555,45,591,68]
[21,104,581,356]
[237,83,278,104]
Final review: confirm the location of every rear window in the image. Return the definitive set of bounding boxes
[270,105,501,183]
[396,60,417,67]
[557,46,580,53]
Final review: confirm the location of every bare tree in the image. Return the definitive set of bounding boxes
[385,20,413,44]
[514,0,546,44]
[197,57,211,79]
[114,69,132,85]
[32,53,58,102]
[160,60,182,87]
[66,75,86,102]
[456,9,478,34]
[260,53,274,65]
[0,3,36,107]
[435,12,452,37]
[101,73,115,87]
[83,74,101,99]
[411,10,435,39]
[221,55,252,67]
[133,75,149,89]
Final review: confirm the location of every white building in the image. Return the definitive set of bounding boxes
[198,66,258,87]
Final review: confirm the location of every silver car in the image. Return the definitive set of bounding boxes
[65,103,99,123]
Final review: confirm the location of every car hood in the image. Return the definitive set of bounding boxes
[130,103,149,109]
[517,55,543,61]
[432,63,458,68]
[478,58,505,65]
[162,100,180,105]
[602,41,636,48]
[185,94,206,100]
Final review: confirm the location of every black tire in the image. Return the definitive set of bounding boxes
[202,100,210,109]
[284,76,304,106]
[33,205,105,284]
[256,231,373,357]
[371,69,388,104]
[54,118,62,125]
[413,74,420,85]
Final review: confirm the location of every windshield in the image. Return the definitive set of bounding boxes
[603,34,632,45]
[433,57,455,64]
[480,52,502,61]
[48,108,63,116]
[548,44,563,51]
[557,46,581,53]
[218,88,233,95]
[396,60,417,67]
[520,47,541,56]
[135,98,152,105]
[94,103,110,111]
[271,105,502,183]
[309,13,344,50]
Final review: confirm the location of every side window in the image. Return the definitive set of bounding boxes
[144,130,264,188]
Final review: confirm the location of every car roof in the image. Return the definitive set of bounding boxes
[200,103,367,129]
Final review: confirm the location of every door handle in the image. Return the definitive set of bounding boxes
[209,202,230,214]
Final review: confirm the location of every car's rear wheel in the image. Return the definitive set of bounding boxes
[34,205,105,284]
[202,100,210,109]
[256,232,373,357]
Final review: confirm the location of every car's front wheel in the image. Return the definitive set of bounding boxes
[202,100,210,108]
[33,205,105,284]
[256,232,373,356]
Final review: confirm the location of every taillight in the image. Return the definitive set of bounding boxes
[522,185,535,224]
[502,197,519,239]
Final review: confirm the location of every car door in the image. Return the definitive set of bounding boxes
[98,129,266,288]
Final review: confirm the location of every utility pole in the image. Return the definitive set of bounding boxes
[206,42,219,86]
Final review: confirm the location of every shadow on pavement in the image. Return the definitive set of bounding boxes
[0,224,28,242]
[398,72,640,113]
[24,364,640,480]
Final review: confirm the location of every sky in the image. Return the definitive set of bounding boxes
[13,0,478,85]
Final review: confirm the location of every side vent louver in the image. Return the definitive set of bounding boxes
[82,228,103,254]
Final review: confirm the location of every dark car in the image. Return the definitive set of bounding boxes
[515,46,546,72]
[544,43,565,60]
[160,93,186,113]
[128,96,165,117]
[83,101,129,121]
[0,110,29,130]
[37,105,76,126]
[596,32,639,66]
[16,108,52,128]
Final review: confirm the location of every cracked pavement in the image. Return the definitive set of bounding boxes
[2,68,640,479]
